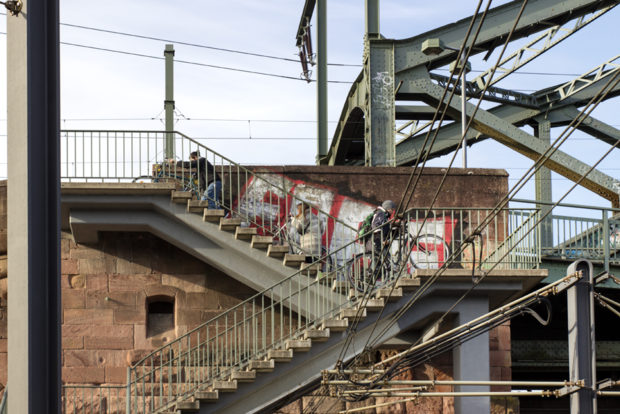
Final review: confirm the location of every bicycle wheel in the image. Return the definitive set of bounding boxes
[345,253,369,293]
[410,234,450,269]
[132,175,158,183]
[389,234,413,276]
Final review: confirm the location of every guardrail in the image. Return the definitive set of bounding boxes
[511,199,620,268]
[62,384,126,414]
[126,206,539,413]
[60,130,357,267]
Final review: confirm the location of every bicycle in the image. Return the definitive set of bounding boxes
[133,163,201,196]
[345,220,450,293]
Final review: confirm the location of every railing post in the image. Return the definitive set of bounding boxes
[603,209,610,273]
[126,367,131,414]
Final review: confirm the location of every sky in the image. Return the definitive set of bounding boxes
[1,0,619,217]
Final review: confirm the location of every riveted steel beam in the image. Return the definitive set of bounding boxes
[412,79,620,206]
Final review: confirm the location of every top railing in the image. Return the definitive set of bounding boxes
[60,129,357,264]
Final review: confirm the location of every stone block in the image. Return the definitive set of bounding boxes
[276,399,302,414]
[63,324,133,338]
[61,259,79,275]
[105,366,127,384]
[86,290,136,309]
[84,336,134,350]
[0,339,6,353]
[85,274,108,291]
[177,309,203,327]
[78,259,106,275]
[185,292,210,309]
[114,308,145,325]
[63,367,105,384]
[64,309,114,325]
[63,336,84,350]
[497,323,511,352]
[62,288,85,309]
[490,350,511,368]
[109,274,160,291]
[71,247,103,260]
[69,274,85,289]
[162,274,207,293]
[61,239,71,259]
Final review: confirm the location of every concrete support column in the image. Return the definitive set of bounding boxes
[453,297,490,414]
[534,118,553,249]
[366,42,395,166]
[7,0,61,412]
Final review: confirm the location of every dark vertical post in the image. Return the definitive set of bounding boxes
[316,0,327,163]
[567,259,596,414]
[7,0,61,412]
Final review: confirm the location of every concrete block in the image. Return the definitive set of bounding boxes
[321,318,348,332]
[61,259,79,275]
[105,366,128,384]
[250,235,273,249]
[62,288,85,309]
[285,339,312,352]
[235,226,257,240]
[248,359,275,372]
[62,336,84,350]
[109,274,160,291]
[84,335,134,350]
[85,274,108,291]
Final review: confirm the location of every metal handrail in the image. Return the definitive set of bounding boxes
[60,130,356,267]
[126,206,539,413]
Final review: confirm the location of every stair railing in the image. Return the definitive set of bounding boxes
[60,130,358,270]
[126,206,540,413]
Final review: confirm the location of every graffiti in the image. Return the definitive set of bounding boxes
[235,173,460,269]
[371,71,394,109]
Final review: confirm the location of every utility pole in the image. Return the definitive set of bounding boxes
[164,44,175,159]
[7,0,62,412]
[566,259,596,414]
[316,0,327,164]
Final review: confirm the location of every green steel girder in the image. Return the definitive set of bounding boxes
[395,65,620,164]
[391,0,619,74]
[410,78,620,206]
[325,0,619,166]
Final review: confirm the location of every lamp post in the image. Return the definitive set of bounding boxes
[421,38,471,168]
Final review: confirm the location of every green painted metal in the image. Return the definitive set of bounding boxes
[316,0,327,163]
[164,44,175,159]
[365,0,380,37]
[534,118,553,248]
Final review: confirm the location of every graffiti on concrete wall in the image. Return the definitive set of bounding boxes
[235,173,460,269]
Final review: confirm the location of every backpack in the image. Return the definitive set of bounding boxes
[357,209,378,243]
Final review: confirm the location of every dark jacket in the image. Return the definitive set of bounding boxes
[371,207,391,244]
[176,157,221,191]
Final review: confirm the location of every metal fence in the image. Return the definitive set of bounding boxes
[62,384,127,414]
[60,130,358,266]
[126,206,539,413]
[58,130,543,413]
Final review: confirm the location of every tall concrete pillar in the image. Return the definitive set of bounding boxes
[7,0,61,412]
[453,297,490,414]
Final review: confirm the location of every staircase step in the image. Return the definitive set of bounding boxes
[317,271,336,284]
[286,339,312,352]
[304,328,330,342]
[187,199,209,213]
[362,298,385,312]
[332,280,349,292]
[219,218,242,231]
[300,262,320,275]
[249,359,275,372]
[251,235,273,249]
[195,390,219,403]
[176,400,200,412]
[212,380,237,392]
[376,287,403,302]
[340,307,367,321]
[322,318,348,332]
[283,254,306,267]
[396,277,421,291]
[235,226,257,241]
[203,209,225,222]
[267,244,290,258]
[267,349,294,362]
[171,190,193,204]
[230,370,256,382]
